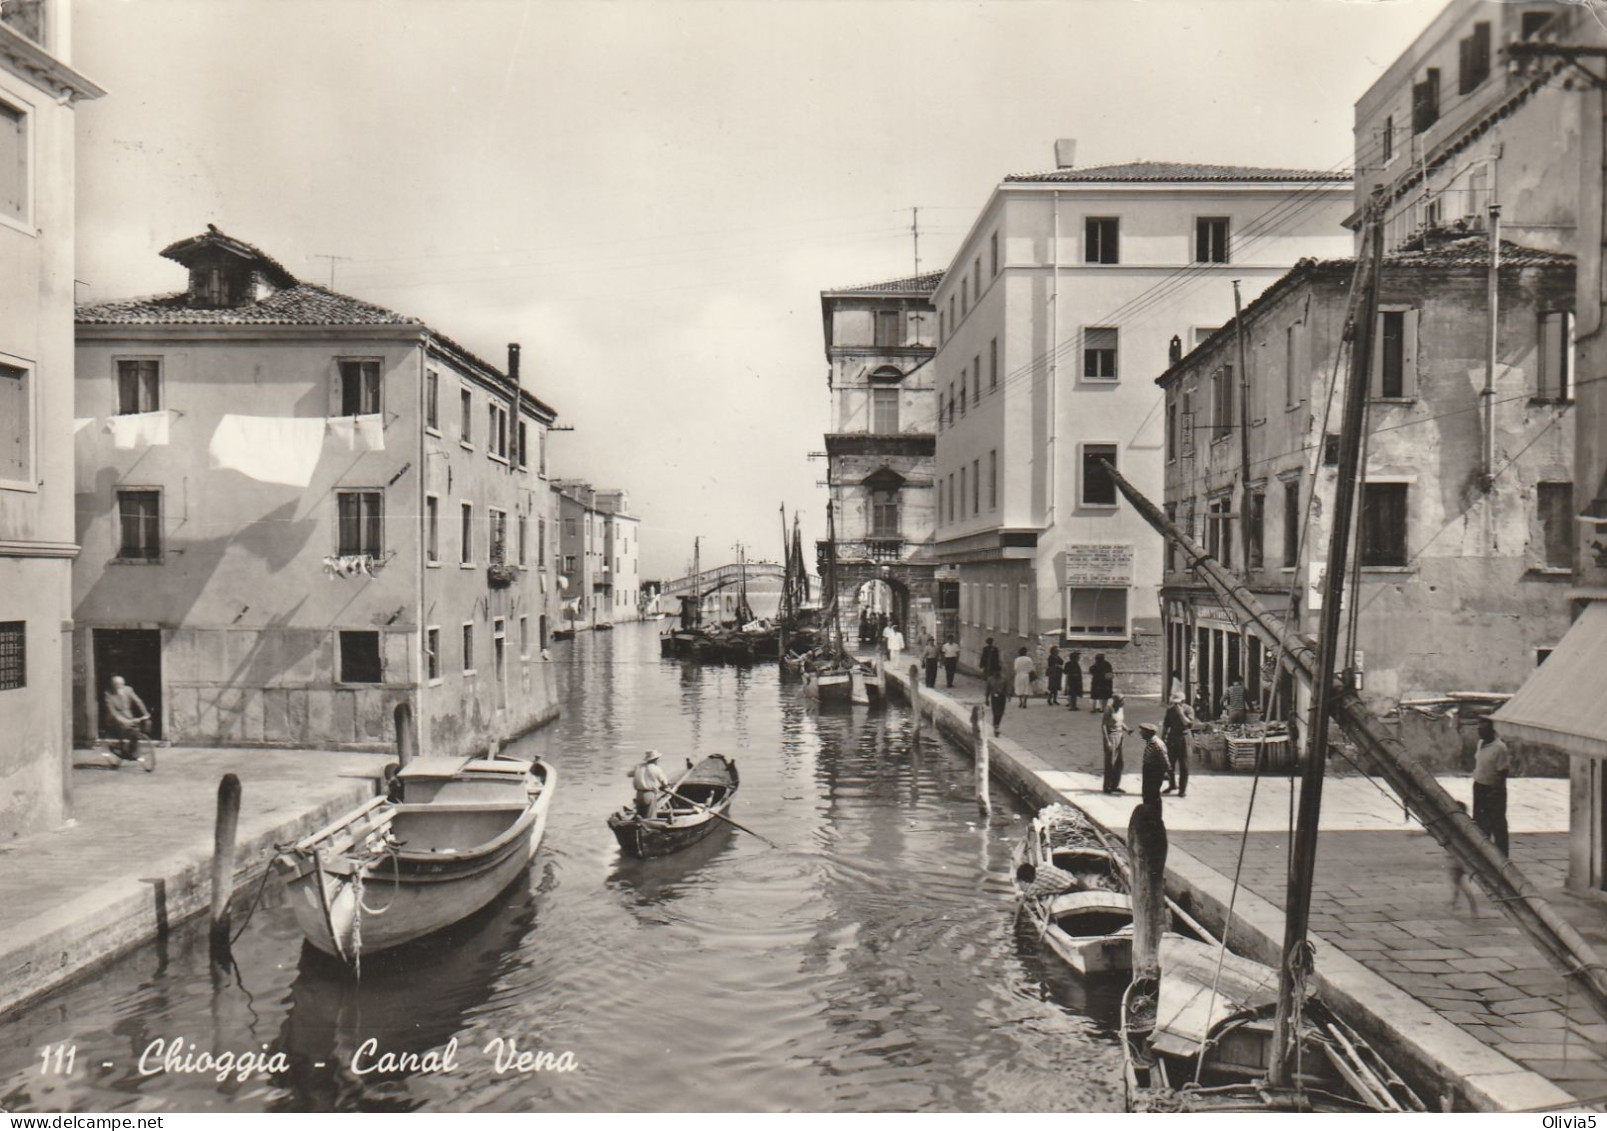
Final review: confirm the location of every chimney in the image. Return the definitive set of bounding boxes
[507,343,521,384]
[1054,138,1077,169]
[1169,335,1183,366]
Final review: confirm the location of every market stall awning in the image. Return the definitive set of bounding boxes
[1493,600,1607,760]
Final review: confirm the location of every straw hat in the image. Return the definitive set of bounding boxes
[644,749,662,762]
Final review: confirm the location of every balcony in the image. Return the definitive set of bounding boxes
[488,541,517,587]
[836,538,905,563]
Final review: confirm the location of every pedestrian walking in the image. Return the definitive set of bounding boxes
[1140,723,1169,806]
[1064,651,1083,711]
[941,637,960,687]
[1446,801,1481,915]
[1101,693,1129,794]
[1012,647,1034,708]
[1089,654,1114,713]
[1221,676,1249,724]
[1161,690,1196,797]
[1472,719,1511,856]
[922,637,939,688]
[102,674,154,772]
[1046,646,1063,706]
[986,671,1009,736]
[885,623,905,668]
[980,636,1001,679]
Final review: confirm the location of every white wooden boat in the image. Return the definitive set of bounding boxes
[1013,804,1217,977]
[275,754,555,965]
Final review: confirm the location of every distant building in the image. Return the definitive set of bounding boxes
[817,271,942,645]
[553,481,641,628]
[74,228,561,759]
[1157,238,1574,735]
[931,152,1351,684]
[0,2,103,837]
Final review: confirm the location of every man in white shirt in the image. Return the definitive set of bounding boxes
[1472,719,1511,856]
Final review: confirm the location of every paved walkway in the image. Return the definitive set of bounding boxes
[896,663,1607,1106]
[0,747,388,1014]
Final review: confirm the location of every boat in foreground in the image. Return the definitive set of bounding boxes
[275,754,555,964]
[608,753,739,858]
[1121,935,1423,1112]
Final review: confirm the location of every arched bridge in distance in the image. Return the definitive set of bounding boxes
[657,561,787,600]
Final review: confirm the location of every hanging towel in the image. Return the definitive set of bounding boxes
[209,415,325,487]
[107,411,171,450]
[326,413,386,452]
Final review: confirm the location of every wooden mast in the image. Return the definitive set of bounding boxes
[779,503,791,660]
[1267,192,1387,1087]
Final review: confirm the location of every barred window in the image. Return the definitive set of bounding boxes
[0,621,23,690]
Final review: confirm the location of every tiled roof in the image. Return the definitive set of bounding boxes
[1155,237,1573,386]
[825,269,945,296]
[76,283,425,327]
[1004,161,1350,184]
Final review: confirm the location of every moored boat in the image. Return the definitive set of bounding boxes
[275,754,555,965]
[608,753,739,858]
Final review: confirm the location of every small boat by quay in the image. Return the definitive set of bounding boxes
[274,754,555,965]
[608,753,739,858]
[594,621,614,632]
[1013,804,1214,977]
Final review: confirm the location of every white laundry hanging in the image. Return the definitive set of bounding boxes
[209,415,325,487]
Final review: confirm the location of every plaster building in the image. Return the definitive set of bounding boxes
[0,2,102,838]
[554,481,641,628]
[1351,0,1607,890]
[73,228,561,760]
[931,148,1352,685]
[1157,238,1575,736]
[817,271,942,644]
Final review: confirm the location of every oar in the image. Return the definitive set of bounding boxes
[658,786,779,849]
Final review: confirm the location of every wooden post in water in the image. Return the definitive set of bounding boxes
[1129,799,1169,981]
[1126,797,1169,1074]
[209,773,242,963]
[909,663,922,744]
[970,705,991,817]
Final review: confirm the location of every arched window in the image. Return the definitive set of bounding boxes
[869,366,903,434]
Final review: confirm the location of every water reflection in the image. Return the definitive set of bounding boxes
[0,624,1126,1113]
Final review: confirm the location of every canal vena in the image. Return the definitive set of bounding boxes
[0,624,1125,1112]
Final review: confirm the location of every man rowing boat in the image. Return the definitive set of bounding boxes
[627,749,668,816]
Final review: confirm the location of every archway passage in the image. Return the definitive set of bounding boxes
[852,578,909,648]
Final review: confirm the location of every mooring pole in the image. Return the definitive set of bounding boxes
[1129,800,1168,982]
[909,663,923,744]
[209,773,242,963]
[970,704,991,817]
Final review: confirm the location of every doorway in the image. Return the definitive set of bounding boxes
[93,628,163,739]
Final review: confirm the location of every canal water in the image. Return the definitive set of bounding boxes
[0,624,1125,1113]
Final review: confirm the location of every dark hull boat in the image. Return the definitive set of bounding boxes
[608,754,739,858]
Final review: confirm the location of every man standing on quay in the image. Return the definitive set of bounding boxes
[941,637,960,688]
[980,636,1001,682]
[1472,719,1511,856]
[1101,694,1129,794]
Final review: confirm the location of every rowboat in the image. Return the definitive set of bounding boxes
[1013,805,1218,977]
[608,753,739,858]
[1121,936,1423,1112]
[274,754,555,965]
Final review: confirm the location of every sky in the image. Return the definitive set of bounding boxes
[71,0,1446,579]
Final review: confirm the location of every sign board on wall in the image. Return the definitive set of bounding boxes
[1061,544,1134,587]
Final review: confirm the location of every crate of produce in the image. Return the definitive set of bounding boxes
[1196,732,1228,772]
[1227,735,1292,772]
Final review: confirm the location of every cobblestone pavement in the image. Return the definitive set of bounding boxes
[0,747,388,928]
[906,662,1604,1103]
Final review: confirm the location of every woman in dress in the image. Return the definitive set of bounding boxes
[1089,653,1114,713]
[1045,646,1063,706]
[1065,651,1083,712]
[1012,646,1034,709]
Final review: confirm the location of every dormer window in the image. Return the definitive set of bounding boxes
[194,267,232,307]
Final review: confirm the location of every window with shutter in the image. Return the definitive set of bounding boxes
[1083,327,1118,380]
[117,490,162,560]
[1538,311,1574,402]
[1538,482,1575,570]
[1372,309,1417,399]
[117,360,161,414]
[337,491,382,557]
[0,361,28,485]
[338,360,381,416]
[1360,483,1409,567]
[0,99,25,223]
